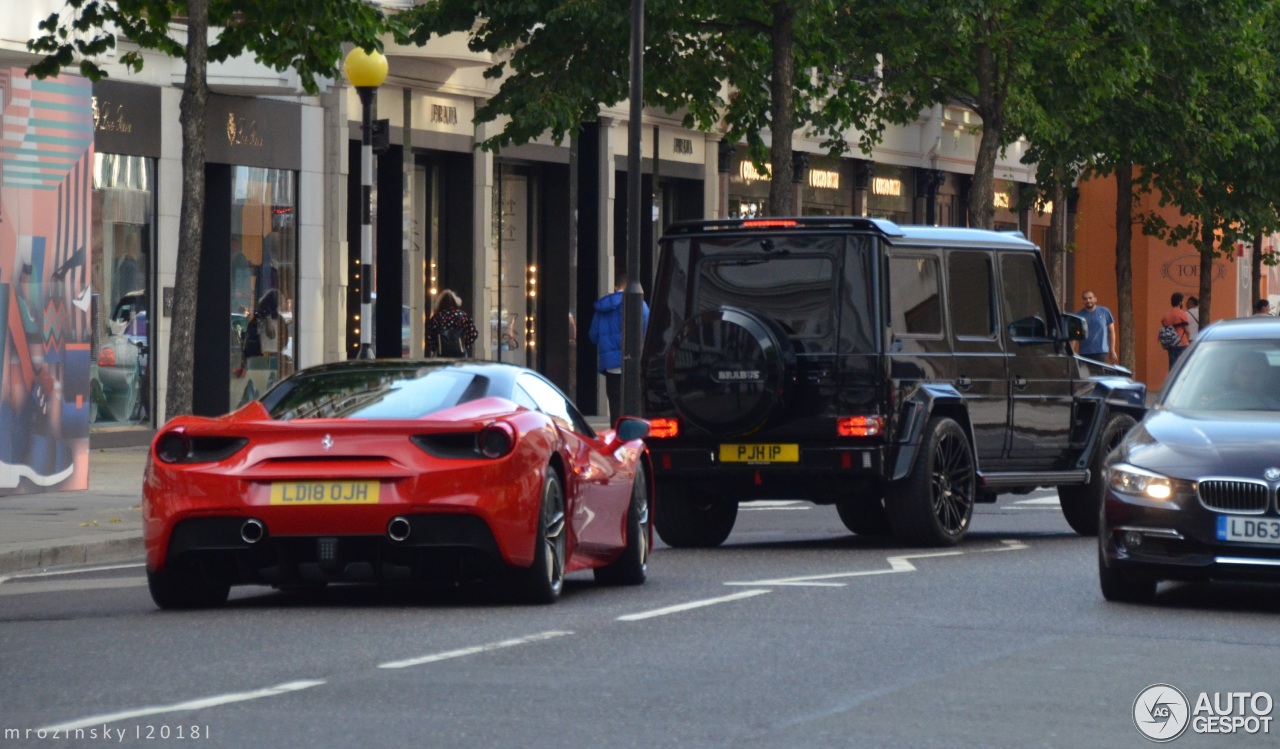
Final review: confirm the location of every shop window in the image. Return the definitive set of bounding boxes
[229,167,296,408]
[91,153,155,428]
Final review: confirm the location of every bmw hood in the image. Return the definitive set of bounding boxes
[1119,408,1280,481]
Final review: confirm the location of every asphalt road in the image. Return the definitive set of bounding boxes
[2,492,1279,748]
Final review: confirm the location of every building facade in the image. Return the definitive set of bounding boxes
[0,3,1054,493]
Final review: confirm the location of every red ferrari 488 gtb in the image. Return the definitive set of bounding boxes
[143,360,651,607]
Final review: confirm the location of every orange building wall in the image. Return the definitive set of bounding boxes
[1073,173,1239,391]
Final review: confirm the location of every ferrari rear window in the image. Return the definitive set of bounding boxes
[262,368,488,420]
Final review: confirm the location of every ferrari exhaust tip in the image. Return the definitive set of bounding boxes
[387,516,411,542]
[240,518,265,544]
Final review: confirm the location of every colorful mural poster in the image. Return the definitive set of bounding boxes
[0,69,94,493]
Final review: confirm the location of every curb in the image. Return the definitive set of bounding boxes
[0,535,144,578]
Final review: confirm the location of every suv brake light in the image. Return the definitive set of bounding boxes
[648,417,679,439]
[741,219,797,228]
[837,416,884,438]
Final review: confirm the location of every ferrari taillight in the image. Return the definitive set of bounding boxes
[837,415,885,438]
[154,432,248,464]
[648,417,679,439]
[478,422,515,458]
[155,432,190,463]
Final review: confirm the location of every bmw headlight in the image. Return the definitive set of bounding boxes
[1108,463,1174,500]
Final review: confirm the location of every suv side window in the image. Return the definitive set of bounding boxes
[1000,253,1055,339]
[948,252,996,338]
[888,255,943,337]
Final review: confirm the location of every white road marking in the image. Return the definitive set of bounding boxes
[617,589,772,621]
[740,500,809,511]
[38,680,325,733]
[0,578,146,596]
[0,562,144,585]
[725,551,962,587]
[378,630,573,669]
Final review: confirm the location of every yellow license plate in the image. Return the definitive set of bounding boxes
[719,444,799,463]
[270,481,380,505]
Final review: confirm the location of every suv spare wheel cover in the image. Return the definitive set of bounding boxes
[665,307,794,435]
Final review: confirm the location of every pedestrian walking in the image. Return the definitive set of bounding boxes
[1074,289,1117,364]
[1160,292,1192,368]
[426,289,478,357]
[1253,298,1272,316]
[588,273,648,422]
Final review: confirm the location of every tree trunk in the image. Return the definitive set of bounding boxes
[165,0,210,418]
[1045,170,1068,303]
[766,2,795,216]
[968,39,1003,230]
[1198,223,1215,327]
[1252,232,1264,317]
[1114,164,1135,372]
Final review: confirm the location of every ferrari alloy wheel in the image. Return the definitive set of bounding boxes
[512,468,567,604]
[595,468,650,585]
[1059,412,1138,536]
[886,417,974,547]
[147,562,231,610]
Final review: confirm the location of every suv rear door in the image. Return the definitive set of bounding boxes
[998,251,1074,463]
[945,250,1008,465]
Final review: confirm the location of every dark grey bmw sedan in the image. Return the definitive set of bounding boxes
[1100,316,1280,602]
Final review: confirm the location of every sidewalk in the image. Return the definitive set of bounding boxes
[0,418,617,578]
[0,447,148,577]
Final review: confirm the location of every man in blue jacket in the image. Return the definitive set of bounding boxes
[588,273,649,422]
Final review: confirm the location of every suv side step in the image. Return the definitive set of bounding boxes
[980,470,1090,489]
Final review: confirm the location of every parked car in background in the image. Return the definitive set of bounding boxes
[641,217,1146,548]
[143,360,652,608]
[1100,317,1280,602]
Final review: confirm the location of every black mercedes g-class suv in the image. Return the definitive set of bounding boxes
[640,217,1146,547]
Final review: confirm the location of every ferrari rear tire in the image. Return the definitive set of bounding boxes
[1059,413,1137,536]
[147,562,231,610]
[510,468,567,604]
[594,468,650,585]
[654,481,737,548]
[1098,547,1156,604]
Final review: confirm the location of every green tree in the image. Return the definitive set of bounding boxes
[396,0,893,216]
[27,0,390,418]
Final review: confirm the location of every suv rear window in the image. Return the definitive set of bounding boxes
[651,233,872,355]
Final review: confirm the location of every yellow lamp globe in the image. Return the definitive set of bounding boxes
[343,47,388,88]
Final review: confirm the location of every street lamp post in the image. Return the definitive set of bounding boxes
[344,46,388,360]
[621,0,645,419]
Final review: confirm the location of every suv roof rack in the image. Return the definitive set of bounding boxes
[662,216,906,237]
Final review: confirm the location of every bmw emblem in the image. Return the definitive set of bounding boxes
[1266,468,1280,482]
[322,434,334,451]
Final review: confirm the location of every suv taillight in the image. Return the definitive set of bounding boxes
[741,219,797,228]
[648,417,679,439]
[837,416,884,438]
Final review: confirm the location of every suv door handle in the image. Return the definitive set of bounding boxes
[956,375,972,390]
[1013,375,1028,390]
